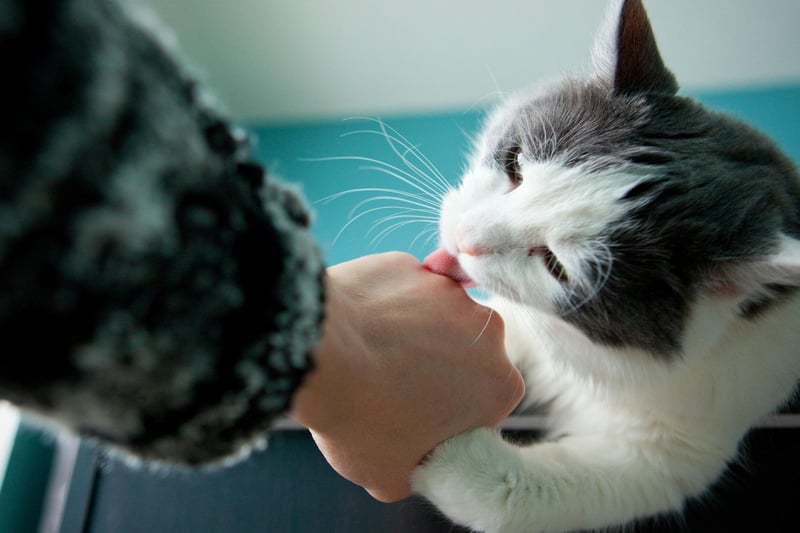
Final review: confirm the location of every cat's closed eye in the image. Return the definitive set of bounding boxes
[530,246,569,283]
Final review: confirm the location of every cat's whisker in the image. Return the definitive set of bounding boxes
[304,118,454,249]
[410,226,439,249]
[368,117,452,187]
[367,211,436,245]
[357,165,444,206]
[471,308,495,345]
[329,205,429,247]
[593,242,615,291]
[402,153,451,199]
[316,187,438,209]
[340,131,451,199]
[530,113,558,160]
[559,242,616,316]
[305,155,443,203]
[342,117,453,194]
[331,187,439,247]
[316,188,440,243]
[369,211,438,232]
[346,194,439,220]
[309,155,440,203]
[370,220,432,246]
[536,114,549,156]
[544,114,560,158]
[423,229,440,248]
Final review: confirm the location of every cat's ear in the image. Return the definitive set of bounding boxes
[591,0,678,96]
[709,235,800,303]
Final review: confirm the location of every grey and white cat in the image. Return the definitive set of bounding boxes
[415,0,800,531]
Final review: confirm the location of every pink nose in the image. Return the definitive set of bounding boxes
[455,228,484,256]
[459,245,483,256]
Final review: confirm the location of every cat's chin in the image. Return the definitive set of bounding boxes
[423,248,475,287]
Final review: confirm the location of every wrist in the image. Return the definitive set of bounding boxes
[288,277,363,433]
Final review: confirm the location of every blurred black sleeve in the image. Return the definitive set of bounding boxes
[0,0,324,466]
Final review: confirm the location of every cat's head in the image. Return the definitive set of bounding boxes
[428,0,800,358]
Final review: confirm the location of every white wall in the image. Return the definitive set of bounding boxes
[145,0,800,122]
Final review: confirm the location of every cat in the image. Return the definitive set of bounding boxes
[414,0,800,531]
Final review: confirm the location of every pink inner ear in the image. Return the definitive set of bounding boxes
[708,281,744,300]
[423,249,475,287]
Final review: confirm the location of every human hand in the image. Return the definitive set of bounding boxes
[289,252,524,502]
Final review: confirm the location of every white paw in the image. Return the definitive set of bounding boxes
[412,427,521,532]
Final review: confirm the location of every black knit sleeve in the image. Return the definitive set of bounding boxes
[0,0,324,465]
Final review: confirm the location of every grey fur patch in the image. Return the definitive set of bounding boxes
[487,80,800,357]
[478,0,800,357]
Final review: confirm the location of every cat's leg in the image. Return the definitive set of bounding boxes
[412,426,734,533]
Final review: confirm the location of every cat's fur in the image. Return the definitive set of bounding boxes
[412,1,800,531]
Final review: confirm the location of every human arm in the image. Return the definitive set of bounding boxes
[290,252,525,502]
[0,0,522,485]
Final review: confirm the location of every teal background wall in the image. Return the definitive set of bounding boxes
[0,424,55,532]
[252,84,800,267]
[252,112,482,266]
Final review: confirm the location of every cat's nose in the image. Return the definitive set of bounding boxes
[458,244,483,256]
[456,229,484,256]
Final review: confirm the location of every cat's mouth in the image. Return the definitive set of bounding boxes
[423,248,475,287]
[424,247,569,287]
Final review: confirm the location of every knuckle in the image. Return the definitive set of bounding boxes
[382,251,417,265]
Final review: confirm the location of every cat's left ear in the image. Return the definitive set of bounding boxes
[591,0,678,95]
[710,235,800,302]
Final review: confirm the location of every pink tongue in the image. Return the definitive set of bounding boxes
[423,248,475,287]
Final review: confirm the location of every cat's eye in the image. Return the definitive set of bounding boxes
[530,246,569,283]
[510,167,524,187]
[503,145,524,188]
[544,248,568,283]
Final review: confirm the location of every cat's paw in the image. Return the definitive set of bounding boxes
[412,427,522,532]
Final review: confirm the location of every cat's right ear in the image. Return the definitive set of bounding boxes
[709,235,800,304]
[590,0,678,96]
